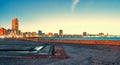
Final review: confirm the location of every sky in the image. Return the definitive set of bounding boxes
[0,0,120,35]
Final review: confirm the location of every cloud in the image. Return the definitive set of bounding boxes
[72,0,79,13]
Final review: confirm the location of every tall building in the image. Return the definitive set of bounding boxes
[11,18,21,38]
[59,30,63,36]
[12,18,19,31]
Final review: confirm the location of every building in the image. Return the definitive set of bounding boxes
[48,32,53,37]
[54,33,59,37]
[23,32,39,37]
[38,30,42,35]
[83,32,87,36]
[0,28,6,36]
[12,18,19,31]
[11,18,21,37]
[6,29,12,35]
[98,32,104,36]
[11,18,22,38]
[59,30,63,36]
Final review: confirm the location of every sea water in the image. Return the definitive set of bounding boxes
[41,37,120,40]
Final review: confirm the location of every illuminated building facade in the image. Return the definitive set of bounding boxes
[48,32,53,37]
[11,18,21,38]
[0,28,6,36]
[12,18,19,31]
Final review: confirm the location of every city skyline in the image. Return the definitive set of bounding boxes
[0,0,120,35]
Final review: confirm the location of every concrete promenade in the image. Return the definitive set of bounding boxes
[0,38,120,65]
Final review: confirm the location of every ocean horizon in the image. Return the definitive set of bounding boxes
[40,37,120,41]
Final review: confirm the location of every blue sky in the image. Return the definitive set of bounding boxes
[0,0,120,35]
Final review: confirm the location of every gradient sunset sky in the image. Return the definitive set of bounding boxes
[0,0,120,35]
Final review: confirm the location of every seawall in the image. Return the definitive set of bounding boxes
[48,40,120,46]
[18,38,120,46]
